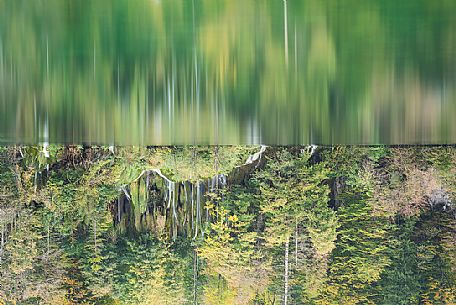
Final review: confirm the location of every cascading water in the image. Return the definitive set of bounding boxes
[114,146,267,239]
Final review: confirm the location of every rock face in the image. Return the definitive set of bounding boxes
[228,145,268,185]
[113,146,270,239]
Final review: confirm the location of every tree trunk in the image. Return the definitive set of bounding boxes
[284,237,290,305]
[117,197,121,223]
[1,225,4,247]
[47,224,50,256]
[0,225,4,262]
[191,184,194,233]
[295,220,298,267]
[94,219,97,251]
[34,171,38,193]
[193,249,198,304]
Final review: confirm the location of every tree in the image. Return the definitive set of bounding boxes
[255,149,337,304]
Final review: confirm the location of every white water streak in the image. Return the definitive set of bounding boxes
[244,145,267,166]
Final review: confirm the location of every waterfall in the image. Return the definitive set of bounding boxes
[172,181,177,240]
[121,186,131,201]
[166,180,173,209]
[244,145,267,166]
[309,145,317,156]
[114,146,267,239]
[43,143,50,159]
[183,182,188,229]
[193,182,200,240]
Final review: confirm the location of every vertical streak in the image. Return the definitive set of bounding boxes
[117,62,120,107]
[192,0,199,145]
[283,0,289,67]
[117,60,120,143]
[168,77,171,132]
[0,37,3,80]
[46,36,49,77]
[294,23,298,77]
[93,41,96,80]
[34,95,37,141]
[117,61,120,102]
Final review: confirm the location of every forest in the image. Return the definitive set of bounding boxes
[0,145,455,304]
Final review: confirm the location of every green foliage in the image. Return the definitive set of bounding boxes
[317,148,391,304]
[1,146,456,304]
[377,218,421,305]
[0,210,69,304]
[199,188,267,304]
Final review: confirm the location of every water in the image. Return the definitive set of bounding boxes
[0,0,455,144]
